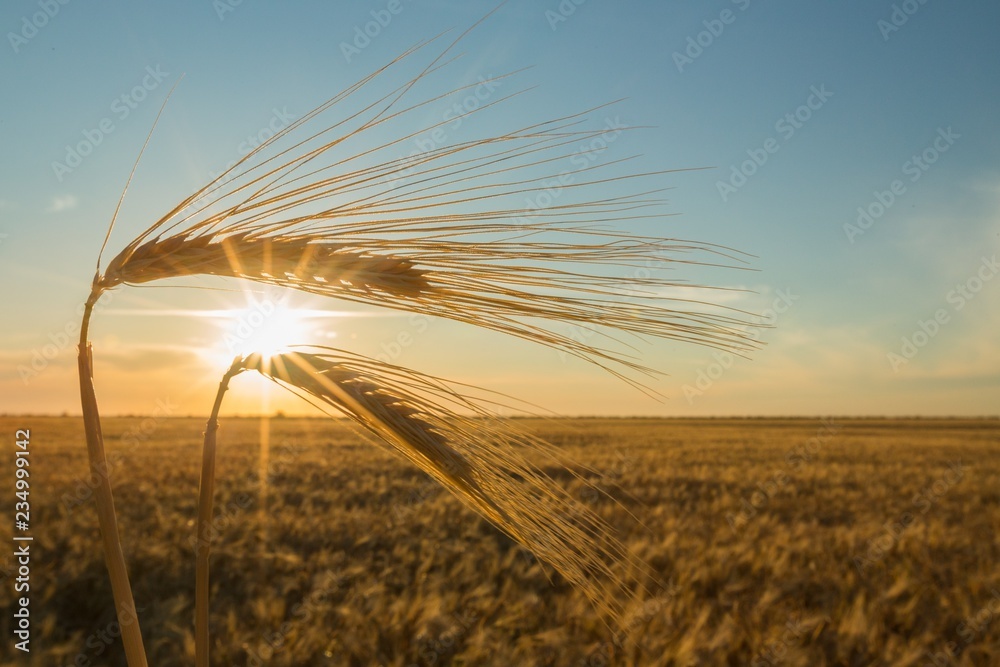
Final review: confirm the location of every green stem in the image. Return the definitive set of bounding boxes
[78,289,148,667]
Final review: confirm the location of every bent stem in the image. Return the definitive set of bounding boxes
[78,290,148,667]
[196,357,244,667]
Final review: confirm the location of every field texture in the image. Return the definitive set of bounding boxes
[0,417,997,666]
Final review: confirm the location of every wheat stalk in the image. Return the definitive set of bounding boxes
[79,11,759,666]
[76,316,147,666]
[193,356,243,667]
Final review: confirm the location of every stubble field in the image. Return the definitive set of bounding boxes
[0,416,997,666]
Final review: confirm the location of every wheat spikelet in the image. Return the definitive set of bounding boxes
[101,232,428,298]
[240,349,658,627]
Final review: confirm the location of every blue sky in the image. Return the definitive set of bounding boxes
[1,0,998,416]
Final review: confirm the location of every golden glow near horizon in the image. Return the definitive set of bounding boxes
[3,4,1000,423]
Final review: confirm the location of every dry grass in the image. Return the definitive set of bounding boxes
[3,416,998,666]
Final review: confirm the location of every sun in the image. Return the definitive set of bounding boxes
[220,298,310,362]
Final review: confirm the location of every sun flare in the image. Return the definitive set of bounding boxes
[220,299,310,362]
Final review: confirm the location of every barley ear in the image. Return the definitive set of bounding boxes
[244,349,663,629]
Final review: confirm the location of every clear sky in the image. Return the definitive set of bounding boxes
[1,1,998,417]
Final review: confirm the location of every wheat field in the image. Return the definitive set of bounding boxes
[0,416,997,666]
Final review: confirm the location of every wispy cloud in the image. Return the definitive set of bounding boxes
[893,177,1000,280]
[657,284,756,303]
[100,308,405,318]
[46,194,78,213]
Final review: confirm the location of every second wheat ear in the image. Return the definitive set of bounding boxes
[194,349,665,667]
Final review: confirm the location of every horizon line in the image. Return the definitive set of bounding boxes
[2,413,997,420]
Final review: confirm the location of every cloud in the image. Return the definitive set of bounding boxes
[46,195,78,213]
[97,344,203,372]
[893,176,1000,279]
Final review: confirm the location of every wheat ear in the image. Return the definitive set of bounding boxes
[94,25,760,390]
[239,349,659,628]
